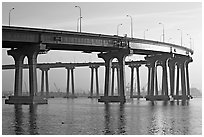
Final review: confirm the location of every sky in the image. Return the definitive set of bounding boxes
[1,2,202,93]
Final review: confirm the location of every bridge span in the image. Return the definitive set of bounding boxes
[2,26,193,104]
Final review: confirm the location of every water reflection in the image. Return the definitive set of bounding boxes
[14,105,24,135]
[14,104,39,135]
[103,103,126,135]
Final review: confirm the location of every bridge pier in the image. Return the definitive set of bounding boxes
[145,54,171,101]
[98,49,132,103]
[173,56,193,100]
[39,67,50,98]
[88,65,100,98]
[65,66,77,98]
[129,63,142,99]
[5,46,48,104]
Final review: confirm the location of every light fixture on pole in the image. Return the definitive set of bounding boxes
[144,29,148,39]
[9,8,15,26]
[75,6,82,33]
[158,22,165,42]
[177,29,183,46]
[117,23,122,36]
[126,14,133,38]
[77,17,82,32]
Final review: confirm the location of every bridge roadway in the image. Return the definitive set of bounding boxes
[2,26,193,104]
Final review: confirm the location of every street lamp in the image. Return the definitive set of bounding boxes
[75,6,82,33]
[144,29,148,39]
[158,22,165,42]
[126,14,133,38]
[177,29,183,46]
[187,33,192,49]
[9,8,15,26]
[117,23,122,36]
[77,17,82,32]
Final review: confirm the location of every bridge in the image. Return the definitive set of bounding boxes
[2,26,193,104]
[2,61,146,99]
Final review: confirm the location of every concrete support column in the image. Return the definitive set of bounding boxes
[185,58,193,96]
[98,53,112,97]
[40,70,45,96]
[95,66,99,97]
[7,49,26,96]
[146,64,151,95]
[180,63,186,96]
[71,68,75,96]
[155,69,158,95]
[65,66,76,98]
[45,69,49,98]
[176,64,180,96]
[168,58,177,96]
[90,67,94,97]
[66,67,70,97]
[136,65,141,97]
[27,50,39,97]
[111,66,115,96]
[89,65,100,98]
[116,65,120,95]
[161,61,168,96]
[129,66,134,98]
[39,67,50,97]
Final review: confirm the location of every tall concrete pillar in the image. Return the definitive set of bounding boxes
[27,50,38,97]
[155,68,158,95]
[129,63,141,98]
[65,66,76,98]
[71,68,75,97]
[66,67,70,97]
[45,69,49,98]
[176,64,180,96]
[40,70,45,96]
[7,49,26,96]
[161,60,168,96]
[116,65,120,95]
[185,57,193,96]
[95,66,99,97]
[136,65,141,98]
[89,65,100,98]
[111,66,115,96]
[90,66,94,97]
[129,66,134,98]
[168,57,177,96]
[146,64,151,95]
[39,67,50,97]
[98,53,112,97]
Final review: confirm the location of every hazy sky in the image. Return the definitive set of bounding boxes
[2,2,202,93]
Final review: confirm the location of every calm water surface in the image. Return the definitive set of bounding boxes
[2,98,202,135]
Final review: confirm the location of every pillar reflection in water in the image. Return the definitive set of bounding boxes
[103,103,126,135]
[14,104,39,135]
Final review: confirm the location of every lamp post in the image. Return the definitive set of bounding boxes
[158,22,165,42]
[117,23,122,36]
[77,17,82,32]
[75,6,82,33]
[144,29,148,39]
[126,14,133,38]
[177,29,183,46]
[187,33,192,49]
[9,8,15,26]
